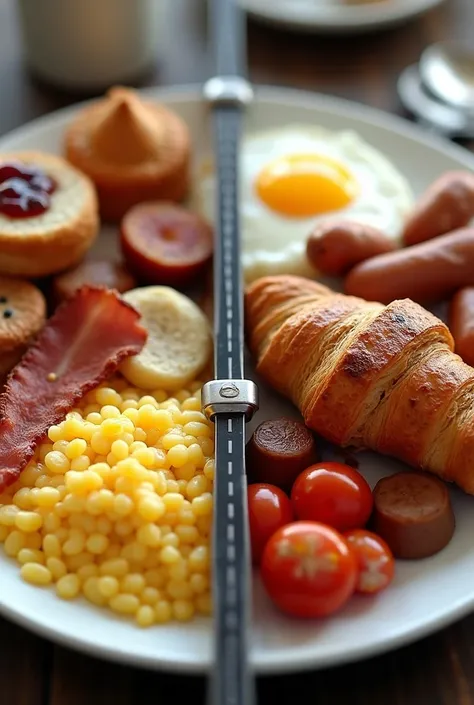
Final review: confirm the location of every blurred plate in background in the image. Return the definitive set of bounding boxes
[240,0,446,34]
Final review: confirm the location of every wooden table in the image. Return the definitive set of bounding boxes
[1,0,474,702]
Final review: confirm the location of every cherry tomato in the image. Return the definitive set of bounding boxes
[291,462,373,532]
[248,483,294,565]
[345,529,395,595]
[261,521,357,618]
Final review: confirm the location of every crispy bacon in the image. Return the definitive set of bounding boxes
[0,287,147,491]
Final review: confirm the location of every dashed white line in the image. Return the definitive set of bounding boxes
[227,339,233,353]
[227,309,233,320]
[226,293,232,309]
[228,439,233,454]
[227,565,237,586]
[227,544,236,562]
[227,524,235,542]
[227,419,233,432]
[228,481,234,497]
[228,461,233,475]
[227,504,234,519]
[228,356,233,378]
[227,322,233,340]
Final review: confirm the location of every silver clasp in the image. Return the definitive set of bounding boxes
[201,379,259,421]
[203,76,254,107]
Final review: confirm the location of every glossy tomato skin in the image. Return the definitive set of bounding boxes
[345,529,395,595]
[261,521,357,618]
[291,462,373,532]
[247,483,294,565]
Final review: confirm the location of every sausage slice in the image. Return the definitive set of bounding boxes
[373,472,455,559]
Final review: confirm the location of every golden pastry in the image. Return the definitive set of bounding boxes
[245,274,474,495]
[0,151,98,278]
[64,87,191,222]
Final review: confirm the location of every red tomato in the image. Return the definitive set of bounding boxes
[248,483,294,565]
[345,529,395,595]
[260,521,357,618]
[291,462,373,532]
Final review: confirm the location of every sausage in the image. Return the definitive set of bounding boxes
[449,287,474,366]
[373,472,455,559]
[53,261,136,305]
[403,171,474,246]
[345,227,474,304]
[306,220,396,276]
[246,418,318,491]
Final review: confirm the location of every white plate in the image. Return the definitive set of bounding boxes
[241,0,446,34]
[1,85,474,675]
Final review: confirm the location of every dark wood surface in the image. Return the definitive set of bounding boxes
[1,0,474,703]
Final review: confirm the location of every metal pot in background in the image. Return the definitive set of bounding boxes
[15,0,161,92]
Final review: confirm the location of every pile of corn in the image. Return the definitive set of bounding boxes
[0,377,214,627]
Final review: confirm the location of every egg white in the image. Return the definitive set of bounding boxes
[195,124,414,283]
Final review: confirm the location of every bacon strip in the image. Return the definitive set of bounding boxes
[0,287,147,491]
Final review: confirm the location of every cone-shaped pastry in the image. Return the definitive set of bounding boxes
[65,87,190,222]
[245,275,474,494]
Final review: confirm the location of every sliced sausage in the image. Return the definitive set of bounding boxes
[403,171,474,246]
[345,227,474,304]
[306,220,396,276]
[449,286,474,366]
[120,202,213,287]
[246,418,318,491]
[52,260,136,304]
[373,472,455,559]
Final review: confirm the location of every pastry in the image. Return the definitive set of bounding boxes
[64,87,191,222]
[0,276,46,382]
[52,260,136,304]
[0,151,98,278]
[245,274,474,495]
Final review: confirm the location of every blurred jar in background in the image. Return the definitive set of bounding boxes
[16,0,161,92]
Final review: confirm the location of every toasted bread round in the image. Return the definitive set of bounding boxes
[0,276,46,381]
[0,151,99,278]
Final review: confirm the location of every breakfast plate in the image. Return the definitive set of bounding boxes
[1,85,474,675]
[240,0,446,34]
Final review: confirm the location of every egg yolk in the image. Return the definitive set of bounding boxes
[255,153,358,217]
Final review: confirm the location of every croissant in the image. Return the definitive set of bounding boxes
[245,275,474,494]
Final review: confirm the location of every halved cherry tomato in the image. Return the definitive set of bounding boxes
[261,521,357,618]
[248,483,294,565]
[291,462,373,532]
[345,529,395,595]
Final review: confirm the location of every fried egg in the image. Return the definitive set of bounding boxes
[196,125,414,283]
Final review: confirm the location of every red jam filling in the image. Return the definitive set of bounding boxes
[0,161,57,219]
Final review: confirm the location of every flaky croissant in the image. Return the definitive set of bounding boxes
[245,275,474,494]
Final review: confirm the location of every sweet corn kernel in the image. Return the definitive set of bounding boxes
[52,440,69,455]
[121,573,145,594]
[77,564,99,581]
[141,586,160,605]
[46,556,68,580]
[70,456,91,472]
[83,577,107,606]
[4,530,27,557]
[110,593,140,614]
[138,496,165,522]
[100,558,129,577]
[15,511,43,533]
[45,451,70,474]
[114,494,134,517]
[86,533,109,554]
[43,534,62,557]
[17,548,45,565]
[136,605,155,627]
[172,599,195,621]
[155,600,172,623]
[203,459,215,481]
[160,546,181,564]
[21,563,52,586]
[137,523,162,547]
[96,388,122,407]
[12,488,33,510]
[191,493,213,517]
[56,574,80,599]
[65,439,87,460]
[111,440,129,460]
[98,575,120,598]
[186,475,209,500]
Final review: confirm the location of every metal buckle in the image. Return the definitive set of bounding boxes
[201,379,259,421]
[203,76,254,107]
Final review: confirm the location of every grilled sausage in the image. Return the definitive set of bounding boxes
[306,220,396,276]
[449,286,474,366]
[404,171,474,246]
[345,227,474,304]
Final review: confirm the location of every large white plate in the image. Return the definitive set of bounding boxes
[240,0,446,34]
[1,86,474,675]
